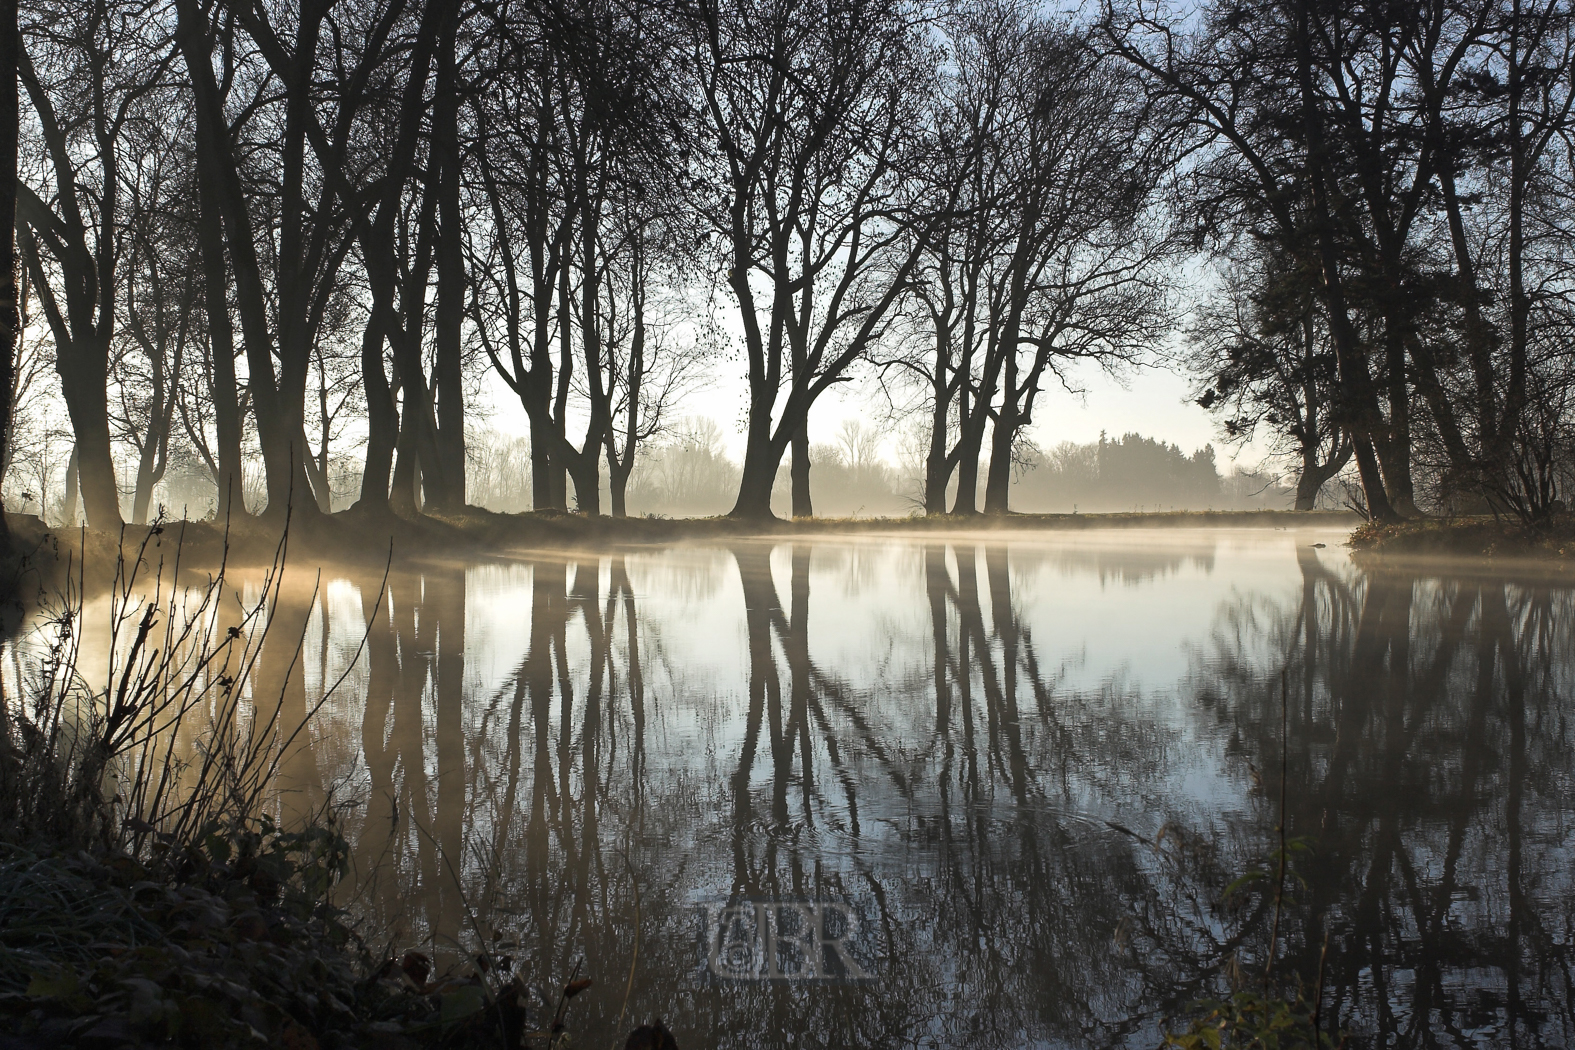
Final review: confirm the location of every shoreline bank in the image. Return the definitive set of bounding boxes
[3,506,1361,578]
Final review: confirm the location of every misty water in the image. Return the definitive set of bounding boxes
[44,527,1575,1048]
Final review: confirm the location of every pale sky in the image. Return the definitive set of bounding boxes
[477,347,1272,474]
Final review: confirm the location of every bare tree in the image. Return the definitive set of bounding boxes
[15,0,174,527]
[684,0,936,519]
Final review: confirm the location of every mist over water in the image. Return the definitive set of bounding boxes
[26,529,1575,1049]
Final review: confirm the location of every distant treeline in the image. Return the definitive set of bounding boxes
[1012,433,1293,513]
[459,424,1295,519]
[468,417,916,519]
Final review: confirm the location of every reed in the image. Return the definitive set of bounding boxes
[0,510,375,860]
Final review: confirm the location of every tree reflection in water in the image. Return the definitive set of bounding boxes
[1198,550,1575,1048]
[218,536,1574,1049]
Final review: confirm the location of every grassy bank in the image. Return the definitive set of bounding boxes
[1349,514,1575,561]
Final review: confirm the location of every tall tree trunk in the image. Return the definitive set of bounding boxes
[567,458,599,516]
[60,443,78,526]
[193,162,246,521]
[355,0,441,512]
[1380,325,1417,516]
[301,425,332,513]
[527,404,555,511]
[1294,0,1398,522]
[131,426,160,526]
[357,308,398,512]
[731,424,787,520]
[0,0,14,554]
[983,325,1020,515]
[1293,437,1350,511]
[176,0,288,517]
[58,344,121,528]
[982,413,1014,515]
[790,314,811,516]
[983,299,1024,516]
[608,461,629,517]
[790,424,811,517]
[1294,457,1321,511]
[390,419,420,518]
[430,0,465,510]
[952,416,985,515]
[924,345,951,514]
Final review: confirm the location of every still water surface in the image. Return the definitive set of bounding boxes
[71,529,1575,1047]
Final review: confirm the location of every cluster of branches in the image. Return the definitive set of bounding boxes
[6,0,709,526]
[9,0,1574,528]
[1107,0,1575,522]
[0,0,1190,527]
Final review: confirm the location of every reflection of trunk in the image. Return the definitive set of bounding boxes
[984,547,1029,799]
[386,572,439,923]
[610,559,645,794]
[256,580,324,828]
[733,545,779,857]
[429,566,466,939]
[787,546,814,819]
[523,559,565,992]
[1484,584,1526,1033]
[925,545,952,734]
[356,576,401,878]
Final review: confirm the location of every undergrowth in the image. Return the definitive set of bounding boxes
[0,516,602,1049]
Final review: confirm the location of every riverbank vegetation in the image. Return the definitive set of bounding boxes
[0,532,611,1048]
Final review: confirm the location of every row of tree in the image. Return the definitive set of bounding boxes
[2,0,1573,530]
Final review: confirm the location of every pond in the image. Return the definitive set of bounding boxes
[40,527,1575,1048]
